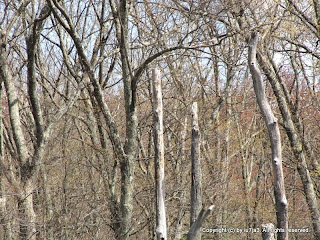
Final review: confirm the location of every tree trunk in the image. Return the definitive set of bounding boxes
[18,179,37,240]
[0,82,11,239]
[255,39,320,240]
[189,102,202,240]
[248,32,288,240]
[152,68,167,240]
[1,31,35,240]
[116,1,138,237]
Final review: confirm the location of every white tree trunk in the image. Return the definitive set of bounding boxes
[152,68,167,240]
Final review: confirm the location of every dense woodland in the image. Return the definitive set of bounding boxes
[0,0,320,239]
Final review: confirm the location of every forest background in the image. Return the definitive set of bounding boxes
[0,0,320,239]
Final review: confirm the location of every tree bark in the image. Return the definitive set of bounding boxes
[116,1,138,238]
[152,68,167,240]
[1,6,80,238]
[0,30,37,240]
[254,39,320,240]
[0,82,11,239]
[189,102,202,240]
[256,52,320,240]
[248,32,288,240]
[18,179,37,240]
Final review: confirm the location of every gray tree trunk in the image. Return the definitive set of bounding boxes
[248,32,288,240]
[0,82,11,239]
[18,179,37,240]
[152,68,167,240]
[0,34,37,239]
[1,5,79,239]
[111,0,138,238]
[188,102,202,240]
[255,46,320,240]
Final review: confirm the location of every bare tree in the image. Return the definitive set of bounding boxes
[1,1,319,239]
[152,68,167,240]
[0,1,82,239]
[189,102,202,240]
[248,32,288,240]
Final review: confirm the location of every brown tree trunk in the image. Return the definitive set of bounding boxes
[248,32,288,240]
